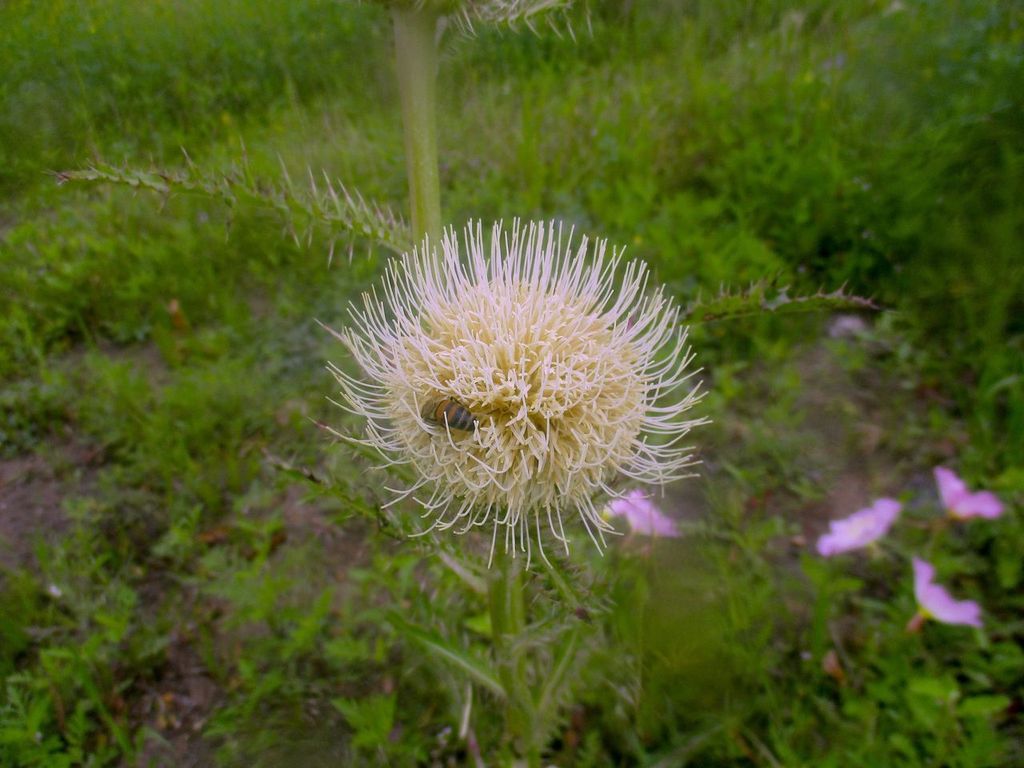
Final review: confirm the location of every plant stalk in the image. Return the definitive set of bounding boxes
[392,5,442,246]
[489,543,541,766]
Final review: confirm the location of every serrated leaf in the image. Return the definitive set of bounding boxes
[324,635,372,664]
[958,695,1010,718]
[333,694,396,749]
[907,676,959,703]
[888,732,916,758]
[282,588,333,659]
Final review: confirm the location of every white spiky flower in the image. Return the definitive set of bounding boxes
[377,1,573,30]
[325,220,706,563]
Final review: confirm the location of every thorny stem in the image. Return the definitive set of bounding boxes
[489,544,541,766]
[392,5,443,246]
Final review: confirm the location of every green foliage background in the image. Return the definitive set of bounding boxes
[1,0,1021,765]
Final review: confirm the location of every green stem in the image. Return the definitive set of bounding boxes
[392,5,442,246]
[489,544,540,766]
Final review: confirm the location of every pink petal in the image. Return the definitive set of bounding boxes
[608,490,681,538]
[934,467,968,509]
[935,467,1003,520]
[815,498,901,557]
[926,590,983,627]
[912,557,983,628]
[911,556,935,589]
[952,491,1003,520]
[872,498,902,525]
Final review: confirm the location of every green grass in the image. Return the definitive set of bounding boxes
[1,0,1022,765]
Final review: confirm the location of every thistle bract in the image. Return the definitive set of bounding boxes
[326,220,705,561]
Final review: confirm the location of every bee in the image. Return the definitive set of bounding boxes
[421,398,478,433]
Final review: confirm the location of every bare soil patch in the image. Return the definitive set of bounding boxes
[0,439,101,571]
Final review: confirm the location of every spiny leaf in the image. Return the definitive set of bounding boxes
[387,611,507,698]
[535,625,582,719]
[681,281,878,325]
[439,550,489,595]
[538,553,587,611]
[451,0,579,37]
[56,156,411,256]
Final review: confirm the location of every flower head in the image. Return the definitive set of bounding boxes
[911,557,982,628]
[326,221,705,562]
[816,498,901,557]
[934,467,1003,520]
[606,490,681,538]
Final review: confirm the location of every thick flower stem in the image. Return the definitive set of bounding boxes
[489,545,541,766]
[392,5,442,246]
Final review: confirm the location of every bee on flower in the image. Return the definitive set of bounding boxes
[324,220,706,563]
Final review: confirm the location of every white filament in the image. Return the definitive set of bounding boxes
[325,220,707,558]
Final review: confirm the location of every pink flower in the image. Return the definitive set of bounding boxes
[816,498,901,556]
[912,557,982,628]
[934,467,1003,520]
[607,490,681,538]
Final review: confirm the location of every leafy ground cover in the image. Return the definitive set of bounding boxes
[1,0,1021,765]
